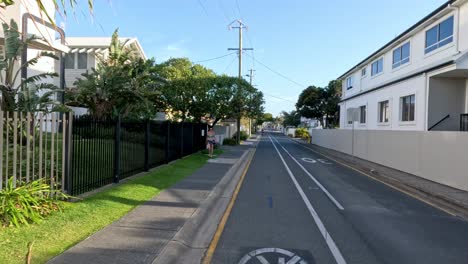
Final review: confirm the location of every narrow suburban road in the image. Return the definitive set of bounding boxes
[210,133,468,264]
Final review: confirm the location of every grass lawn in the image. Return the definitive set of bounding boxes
[0,149,222,264]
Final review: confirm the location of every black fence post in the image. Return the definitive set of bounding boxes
[114,115,121,183]
[144,120,150,171]
[191,123,194,154]
[180,122,184,158]
[165,122,170,163]
[64,112,73,195]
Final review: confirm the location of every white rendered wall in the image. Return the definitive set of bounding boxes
[340,75,427,131]
[312,129,468,192]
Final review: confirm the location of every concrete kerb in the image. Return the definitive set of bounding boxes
[153,147,255,264]
[291,138,468,220]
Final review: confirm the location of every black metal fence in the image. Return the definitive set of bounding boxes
[69,116,207,195]
[461,114,468,132]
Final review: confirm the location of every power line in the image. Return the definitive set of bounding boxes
[193,52,237,63]
[223,55,237,73]
[244,53,307,88]
[264,93,296,104]
[197,0,210,17]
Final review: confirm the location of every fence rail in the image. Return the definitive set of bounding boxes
[1,111,208,196]
[69,116,207,195]
[0,111,72,191]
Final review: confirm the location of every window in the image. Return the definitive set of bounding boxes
[425,16,454,54]
[371,58,383,76]
[378,100,390,123]
[361,67,367,77]
[359,105,366,124]
[347,108,354,125]
[77,53,88,69]
[392,42,410,68]
[400,94,415,122]
[346,76,353,90]
[64,53,75,69]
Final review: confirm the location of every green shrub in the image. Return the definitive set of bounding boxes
[295,128,310,139]
[232,131,248,141]
[223,138,237,145]
[0,178,69,227]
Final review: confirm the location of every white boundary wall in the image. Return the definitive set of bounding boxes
[311,129,468,192]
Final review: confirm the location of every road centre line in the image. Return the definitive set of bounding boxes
[271,136,344,210]
[268,136,347,264]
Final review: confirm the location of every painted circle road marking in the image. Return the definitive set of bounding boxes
[238,248,307,264]
[301,157,333,165]
[317,158,333,165]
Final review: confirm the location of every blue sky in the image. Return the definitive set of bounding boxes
[60,0,448,116]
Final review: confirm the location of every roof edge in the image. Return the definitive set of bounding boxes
[337,0,455,80]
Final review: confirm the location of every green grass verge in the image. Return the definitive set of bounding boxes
[0,149,222,264]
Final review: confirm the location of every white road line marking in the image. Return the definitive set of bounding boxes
[272,136,344,210]
[257,256,270,264]
[268,136,347,264]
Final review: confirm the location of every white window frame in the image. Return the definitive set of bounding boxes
[347,108,353,125]
[77,53,88,69]
[424,16,454,54]
[346,76,353,90]
[361,67,367,78]
[371,57,384,77]
[377,99,391,125]
[399,94,416,124]
[392,42,410,69]
[65,52,88,70]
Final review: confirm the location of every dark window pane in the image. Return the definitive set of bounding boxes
[64,53,74,69]
[401,42,410,59]
[439,16,454,40]
[360,106,366,123]
[393,48,401,64]
[439,36,453,47]
[425,26,438,48]
[77,53,88,69]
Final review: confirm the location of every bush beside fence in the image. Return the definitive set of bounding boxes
[1,111,209,196]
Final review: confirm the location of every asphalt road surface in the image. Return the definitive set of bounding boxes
[210,133,468,264]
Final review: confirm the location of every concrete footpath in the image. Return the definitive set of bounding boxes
[293,137,468,219]
[48,142,257,264]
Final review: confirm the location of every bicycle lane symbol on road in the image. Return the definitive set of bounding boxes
[238,248,308,264]
[301,158,333,165]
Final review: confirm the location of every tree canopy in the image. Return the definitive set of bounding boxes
[295,80,341,128]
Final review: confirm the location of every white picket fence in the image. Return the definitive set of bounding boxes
[0,111,73,191]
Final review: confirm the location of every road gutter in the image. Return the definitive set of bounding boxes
[153,146,257,264]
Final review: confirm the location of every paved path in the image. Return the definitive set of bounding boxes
[210,134,468,264]
[48,146,249,264]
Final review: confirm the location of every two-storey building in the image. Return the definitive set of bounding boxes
[339,0,468,131]
[64,37,146,88]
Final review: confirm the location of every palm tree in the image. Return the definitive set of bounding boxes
[0,19,59,112]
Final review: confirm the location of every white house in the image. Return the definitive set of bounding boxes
[1,0,69,95]
[339,0,468,131]
[64,37,147,88]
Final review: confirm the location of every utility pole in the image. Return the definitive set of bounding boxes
[228,20,253,144]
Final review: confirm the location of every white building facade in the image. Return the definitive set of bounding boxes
[339,0,468,131]
[64,37,146,88]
